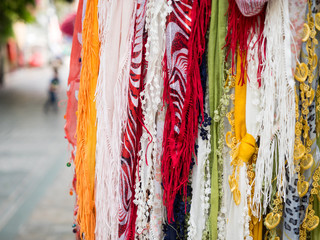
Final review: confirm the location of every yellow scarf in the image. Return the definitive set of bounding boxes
[234,52,262,239]
[74,0,99,239]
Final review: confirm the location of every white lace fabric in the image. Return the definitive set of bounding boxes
[133,0,170,238]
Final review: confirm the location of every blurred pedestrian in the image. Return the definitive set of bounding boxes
[44,67,60,113]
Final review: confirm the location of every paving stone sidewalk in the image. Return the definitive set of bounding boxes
[0,65,75,240]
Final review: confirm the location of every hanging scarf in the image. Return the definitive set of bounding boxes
[235,0,268,16]
[95,0,136,239]
[119,1,147,239]
[74,0,99,239]
[207,0,228,239]
[224,0,265,86]
[161,0,211,223]
[64,0,83,237]
[133,0,170,238]
[65,0,83,156]
[188,110,211,240]
[253,0,296,216]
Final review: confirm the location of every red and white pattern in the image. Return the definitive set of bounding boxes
[119,1,147,239]
[235,0,268,16]
[161,0,193,222]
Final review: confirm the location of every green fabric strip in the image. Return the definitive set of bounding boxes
[208,0,227,239]
[311,197,320,239]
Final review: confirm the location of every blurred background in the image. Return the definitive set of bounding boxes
[0,0,77,239]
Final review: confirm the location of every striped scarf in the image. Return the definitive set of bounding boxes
[119,0,147,239]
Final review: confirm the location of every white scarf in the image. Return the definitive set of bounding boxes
[95,1,136,239]
[133,0,170,238]
[253,0,295,216]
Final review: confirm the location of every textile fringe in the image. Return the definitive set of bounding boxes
[94,0,122,239]
[253,0,295,216]
[224,0,265,86]
[74,0,99,239]
[162,0,211,223]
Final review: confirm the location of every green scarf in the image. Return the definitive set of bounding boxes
[208,0,228,239]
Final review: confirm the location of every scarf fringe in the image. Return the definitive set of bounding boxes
[162,0,211,223]
[224,0,265,86]
[253,0,295,216]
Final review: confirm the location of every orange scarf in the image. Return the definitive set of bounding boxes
[74,0,99,239]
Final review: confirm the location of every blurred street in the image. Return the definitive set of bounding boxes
[0,64,75,240]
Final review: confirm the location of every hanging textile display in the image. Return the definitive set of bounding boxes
[118,0,147,238]
[73,0,99,239]
[65,0,320,239]
[94,0,136,239]
[253,0,296,215]
[133,0,170,238]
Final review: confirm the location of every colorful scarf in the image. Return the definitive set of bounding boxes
[235,0,268,16]
[253,0,296,215]
[224,0,265,86]
[64,0,83,154]
[133,0,170,238]
[207,0,228,239]
[119,0,147,239]
[161,0,211,223]
[74,0,99,239]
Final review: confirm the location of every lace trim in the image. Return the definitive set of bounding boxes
[133,1,171,238]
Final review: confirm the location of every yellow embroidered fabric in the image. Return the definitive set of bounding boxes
[294,1,320,238]
[247,147,262,240]
[74,0,99,239]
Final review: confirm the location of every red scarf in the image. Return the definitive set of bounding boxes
[162,0,211,223]
[224,0,266,86]
[119,1,147,239]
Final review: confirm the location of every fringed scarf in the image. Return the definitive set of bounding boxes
[253,0,296,215]
[95,0,136,239]
[224,0,266,86]
[119,1,147,239]
[161,0,211,223]
[74,0,99,239]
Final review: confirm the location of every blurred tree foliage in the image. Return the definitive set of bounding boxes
[0,0,36,44]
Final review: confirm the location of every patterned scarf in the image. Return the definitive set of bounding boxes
[119,1,147,239]
[161,0,211,223]
[235,0,268,16]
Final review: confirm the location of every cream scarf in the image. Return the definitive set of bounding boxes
[95,1,136,239]
[253,0,296,216]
